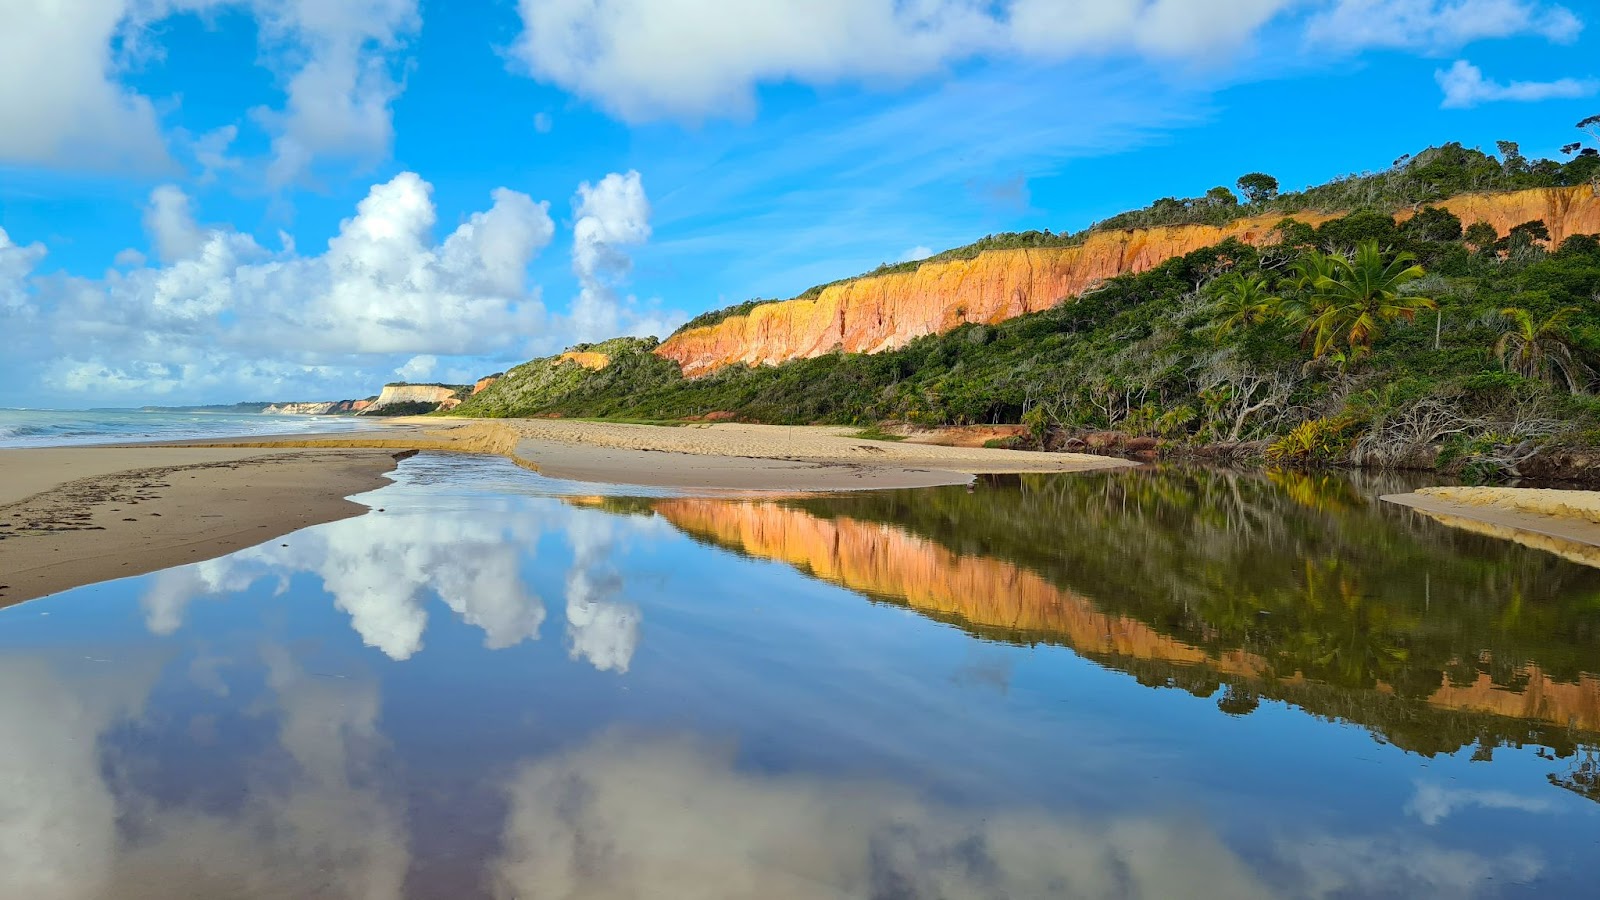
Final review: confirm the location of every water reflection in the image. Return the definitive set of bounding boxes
[636,469,1600,761]
[0,647,406,899]
[2,457,1597,897]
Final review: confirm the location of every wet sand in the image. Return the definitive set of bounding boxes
[1,419,1129,604]
[0,448,404,606]
[173,418,1134,490]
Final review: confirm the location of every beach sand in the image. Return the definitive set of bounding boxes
[162,418,1135,490]
[1,418,1130,604]
[0,447,403,606]
[1383,487,1600,567]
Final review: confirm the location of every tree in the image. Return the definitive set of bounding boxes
[1209,272,1281,338]
[1303,242,1436,361]
[1580,114,1600,145]
[1463,221,1499,250]
[1496,140,1527,174]
[1493,306,1587,392]
[1401,206,1462,242]
[1206,185,1239,206]
[1236,172,1279,204]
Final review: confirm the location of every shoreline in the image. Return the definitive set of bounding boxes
[1383,488,1600,567]
[159,417,1137,491]
[0,447,405,607]
[0,418,1131,605]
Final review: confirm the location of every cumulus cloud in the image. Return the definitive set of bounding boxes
[0,227,46,315]
[899,245,934,262]
[143,184,207,264]
[510,0,1294,122]
[0,0,417,178]
[250,0,420,184]
[1306,0,1582,51]
[568,170,684,341]
[17,172,554,401]
[0,0,170,169]
[1435,59,1598,108]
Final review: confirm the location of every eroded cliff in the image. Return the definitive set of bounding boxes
[657,186,1600,377]
[359,383,469,414]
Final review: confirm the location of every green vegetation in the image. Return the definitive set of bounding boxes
[453,128,1600,479]
[852,425,908,442]
[667,130,1600,336]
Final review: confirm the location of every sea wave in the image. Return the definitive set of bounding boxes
[0,409,380,449]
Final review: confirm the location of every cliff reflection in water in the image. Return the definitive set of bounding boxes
[625,467,1600,763]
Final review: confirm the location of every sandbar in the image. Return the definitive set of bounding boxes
[0,447,403,606]
[175,417,1134,490]
[1383,487,1600,568]
[1,418,1129,604]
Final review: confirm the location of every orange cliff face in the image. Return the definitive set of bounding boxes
[557,350,610,371]
[655,185,1600,377]
[649,497,1600,733]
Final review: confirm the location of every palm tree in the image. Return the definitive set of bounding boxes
[1209,272,1281,338]
[1303,241,1435,361]
[1493,306,1587,391]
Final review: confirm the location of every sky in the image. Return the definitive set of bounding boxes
[1,0,1597,408]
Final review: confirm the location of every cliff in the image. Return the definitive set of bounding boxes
[656,185,1600,377]
[262,399,372,416]
[557,350,610,370]
[361,383,468,415]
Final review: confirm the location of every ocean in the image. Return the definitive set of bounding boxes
[0,407,379,448]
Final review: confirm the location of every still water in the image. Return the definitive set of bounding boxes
[3,454,1598,898]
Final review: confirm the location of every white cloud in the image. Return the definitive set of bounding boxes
[533,111,553,133]
[0,0,170,169]
[568,170,684,341]
[1436,59,1598,108]
[21,173,554,400]
[395,354,437,380]
[251,0,420,185]
[899,245,934,262]
[0,227,46,315]
[143,184,207,263]
[510,0,1294,122]
[1306,0,1583,51]
[0,0,418,179]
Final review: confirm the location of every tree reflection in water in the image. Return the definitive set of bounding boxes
[616,466,1600,764]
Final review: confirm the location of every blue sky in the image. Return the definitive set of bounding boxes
[1,0,1597,407]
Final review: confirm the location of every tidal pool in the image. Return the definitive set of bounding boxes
[2,454,1597,898]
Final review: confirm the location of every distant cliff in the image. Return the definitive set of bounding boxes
[262,399,371,416]
[655,185,1600,377]
[361,383,469,415]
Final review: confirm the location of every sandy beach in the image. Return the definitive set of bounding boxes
[160,417,1134,490]
[0,418,1129,605]
[0,447,404,606]
[1383,487,1600,567]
